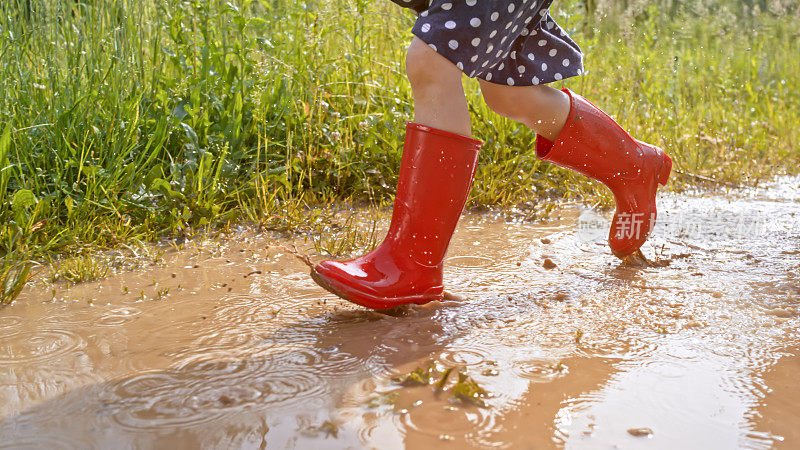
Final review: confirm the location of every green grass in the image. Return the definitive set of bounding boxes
[1,0,798,304]
[47,254,109,284]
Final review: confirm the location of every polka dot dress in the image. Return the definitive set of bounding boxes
[410,0,583,86]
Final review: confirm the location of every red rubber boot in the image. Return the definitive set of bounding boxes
[536,89,672,258]
[311,122,483,309]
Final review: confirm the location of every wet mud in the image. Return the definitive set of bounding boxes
[1,177,798,448]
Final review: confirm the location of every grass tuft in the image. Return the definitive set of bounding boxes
[1,259,31,306]
[48,255,110,284]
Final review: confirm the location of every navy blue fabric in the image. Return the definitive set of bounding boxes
[410,0,583,86]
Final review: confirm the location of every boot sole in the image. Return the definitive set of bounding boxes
[310,269,440,310]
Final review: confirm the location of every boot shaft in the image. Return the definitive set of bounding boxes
[387,123,483,266]
[536,89,657,186]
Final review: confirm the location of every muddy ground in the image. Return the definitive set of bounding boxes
[1,177,798,449]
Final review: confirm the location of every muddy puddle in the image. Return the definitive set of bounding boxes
[1,177,798,449]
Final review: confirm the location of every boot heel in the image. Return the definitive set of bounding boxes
[657,151,672,186]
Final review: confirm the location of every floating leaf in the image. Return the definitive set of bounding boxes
[364,392,399,409]
[392,362,437,387]
[392,366,432,386]
[451,372,489,407]
[435,366,455,390]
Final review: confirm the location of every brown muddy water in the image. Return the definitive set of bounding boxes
[1,177,799,449]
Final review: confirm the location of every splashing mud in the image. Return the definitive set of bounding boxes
[1,177,798,448]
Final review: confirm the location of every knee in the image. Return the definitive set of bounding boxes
[481,83,546,124]
[482,88,526,122]
[405,38,459,92]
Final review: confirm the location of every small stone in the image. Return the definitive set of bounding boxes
[540,238,551,244]
[627,427,653,437]
[543,258,557,269]
[218,394,235,406]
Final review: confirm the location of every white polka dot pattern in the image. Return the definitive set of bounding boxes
[408,0,583,86]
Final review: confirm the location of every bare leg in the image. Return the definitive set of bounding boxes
[478,80,570,141]
[406,37,471,137]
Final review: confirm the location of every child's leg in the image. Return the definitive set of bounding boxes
[309,37,484,309]
[478,81,570,141]
[479,81,672,258]
[406,37,471,137]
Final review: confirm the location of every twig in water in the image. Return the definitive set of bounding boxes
[279,243,314,269]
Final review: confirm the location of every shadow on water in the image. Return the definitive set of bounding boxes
[0,303,463,448]
[0,290,632,449]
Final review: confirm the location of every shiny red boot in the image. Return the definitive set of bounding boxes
[311,122,483,309]
[536,89,672,258]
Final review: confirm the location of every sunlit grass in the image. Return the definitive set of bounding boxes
[0,0,797,303]
[47,254,109,284]
[0,258,31,305]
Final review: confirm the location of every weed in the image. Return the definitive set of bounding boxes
[436,366,456,390]
[392,362,491,406]
[312,210,382,257]
[0,259,31,306]
[49,255,109,284]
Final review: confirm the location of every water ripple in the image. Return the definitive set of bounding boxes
[96,307,142,327]
[0,315,22,337]
[447,255,495,269]
[438,348,488,367]
[104,357,326,431]
[0,330,84,365]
